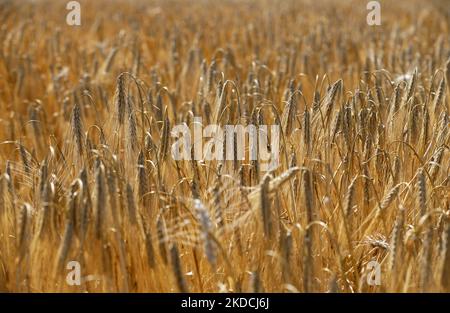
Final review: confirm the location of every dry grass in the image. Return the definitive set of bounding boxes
[0,0,449,292]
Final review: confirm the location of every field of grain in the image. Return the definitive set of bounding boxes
[0,0,449,292]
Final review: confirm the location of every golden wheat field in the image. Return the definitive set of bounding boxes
[0,0,449,293]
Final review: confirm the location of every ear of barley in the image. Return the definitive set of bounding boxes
[429,146,444,182]
[194,199,216,267]
[78,168,90,242]
[280,227,293,283]
[115,74,126,125]
[95,160,106,239]
[260,173,272,239]
[141,215,155,269]
[127,95,138,152]
[19,144,30,176]
[71,102,84,157]
[323,80,342,123]
[55,194,76,274]
[207,60,217,95]
[436,112,448,147]
[281,91,297,137]
[420,227,433,292]
[106,168,118,225]
[170,244,189,292]
[38,159,48,197]
[213,165,224,229]
[302,169,314,224]
[17,204,29,260]
[417,168,427,218]
[445,58,450,94]
[389,84,401,120]
[419,106,429,153]
[344,177,357,217]
[379,183,401,212]
[37,181,53,239]
[433,78,445,114]
[303,226,313,292]
[5,162,16,222]
[389,206,405,278]
[405,68,417,103]
[303,109,311,154]
[156,214,168,265]
[251,271,262,293]
[126,183,137,225]
[330,108,342,144]
[158,110,170,162]
[137,151,148,207]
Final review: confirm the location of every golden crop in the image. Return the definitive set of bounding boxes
[0,0,448,292]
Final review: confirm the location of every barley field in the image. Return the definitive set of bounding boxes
[0,0,449,293]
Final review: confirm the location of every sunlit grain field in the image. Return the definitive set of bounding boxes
[0,0,448,292]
